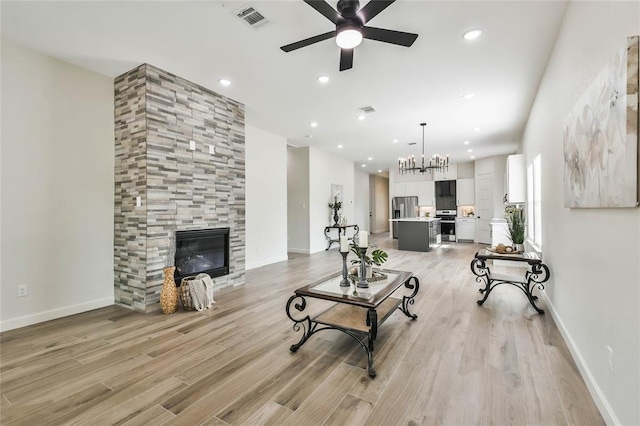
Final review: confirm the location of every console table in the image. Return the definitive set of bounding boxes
[470,251,550,314]
[286,269,418,377]
[323,224,359,250]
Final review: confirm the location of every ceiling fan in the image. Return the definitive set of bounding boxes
[280,0,418,71]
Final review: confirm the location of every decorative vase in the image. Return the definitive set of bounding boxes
[514,243,525,253]
[160,266,178,314]
[333,209,340,226]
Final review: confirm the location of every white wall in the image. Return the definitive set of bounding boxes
[0,41,115,331]
[245,125,288,269]
[308,147,355,253]
[521,2,639,424]
[286,147,309,253]
[354,169,370,232]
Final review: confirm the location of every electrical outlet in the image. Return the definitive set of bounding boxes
[607,346,614,373]
[17,285,28,297]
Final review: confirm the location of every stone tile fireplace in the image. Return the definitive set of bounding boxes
[114,64,245,312]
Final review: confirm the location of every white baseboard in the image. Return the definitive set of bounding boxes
[287,248,311,254]
[0,297,114,332]
[539,290,619,425]
[245,255,289,270]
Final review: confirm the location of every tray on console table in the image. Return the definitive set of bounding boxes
[286,268,418,377]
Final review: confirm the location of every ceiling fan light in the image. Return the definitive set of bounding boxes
[336,29,363,49]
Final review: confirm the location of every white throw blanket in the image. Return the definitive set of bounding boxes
[189,273,215,311]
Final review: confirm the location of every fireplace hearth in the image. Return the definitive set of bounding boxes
[174,228,230,285]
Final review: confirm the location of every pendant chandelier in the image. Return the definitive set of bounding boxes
[398,122,449,174]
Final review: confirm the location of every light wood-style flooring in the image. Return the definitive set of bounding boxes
[0,236,604,425]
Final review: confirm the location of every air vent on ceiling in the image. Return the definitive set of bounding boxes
[408,142,417,146]
[359,106,376,114]
[234,5,269,29]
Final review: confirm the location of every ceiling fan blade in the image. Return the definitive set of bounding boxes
[339,48,354,71]
[281,30,337,52]
[357,0,395,24]
[362,26,418,47]
[303,0,340,24]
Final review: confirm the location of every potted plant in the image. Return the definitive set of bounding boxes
[505,206,525,252]
[349,242,388,278]
[328,196,342,226]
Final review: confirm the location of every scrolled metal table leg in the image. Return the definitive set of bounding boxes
[399,276,419,319]
[524,263,550,314]
[471,256,492,305]
[367,351,376,378]
[286,295,315,351]
[367,309,378,351]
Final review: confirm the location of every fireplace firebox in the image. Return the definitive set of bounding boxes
[174,228,230,285]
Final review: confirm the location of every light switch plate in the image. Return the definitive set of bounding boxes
[136,196,142,207]
[209,145,215,155]
[190,140,196,151]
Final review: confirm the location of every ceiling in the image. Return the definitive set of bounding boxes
[1,0,567,174]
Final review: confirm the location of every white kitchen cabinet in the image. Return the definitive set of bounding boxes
[404,182,419,197]
[456,178,475,205]
[456,218,476,241]
[505,154,526,204]
[433,163,458,181]
[417,181,435,206]
[393,183,406,197]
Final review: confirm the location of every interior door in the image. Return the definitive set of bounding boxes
[476,172,493,244]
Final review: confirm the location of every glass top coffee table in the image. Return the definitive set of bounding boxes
[285,268,419,378]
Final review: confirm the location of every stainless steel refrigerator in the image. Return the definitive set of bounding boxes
[392,196,419,239]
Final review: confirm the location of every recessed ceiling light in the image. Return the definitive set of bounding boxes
[467,149,473,153]
[368,157,373,161]
[361,164,366,167]
[378,170,382,173]
[219,79,231,86]
[357,114,366,121]
[317,75,329,83]
[305,134,312,138]
[338,144,343,148]
[310,122,318,128]
[463,29,482,40]
[462,93,475,99]
[473,127,481,132]
[464,140,470,145]
[393,139,398,144]
[470,155,476,159]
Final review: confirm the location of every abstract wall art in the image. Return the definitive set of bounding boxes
[563,35,639,208]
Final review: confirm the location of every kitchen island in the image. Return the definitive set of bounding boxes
[390,218,441,252]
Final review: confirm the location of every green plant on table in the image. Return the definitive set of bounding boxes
[505,206,525,245]
[349,242,388,267]
[328,196,342,211]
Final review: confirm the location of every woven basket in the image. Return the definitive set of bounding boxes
[179,276,198,311]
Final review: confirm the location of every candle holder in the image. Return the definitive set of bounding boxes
[357,246,369,289]
[339,251,350,287]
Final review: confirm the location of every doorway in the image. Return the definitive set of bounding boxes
[369,175,389,233]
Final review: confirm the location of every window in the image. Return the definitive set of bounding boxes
[527,154,542,249]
